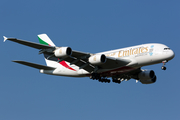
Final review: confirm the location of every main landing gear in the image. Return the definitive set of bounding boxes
[90,73,129,84]
[161,60,168,70]
[90,73,110,83]
[112,78,121,84]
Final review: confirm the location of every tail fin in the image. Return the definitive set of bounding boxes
[38,34,56,47]
[38,34,57,67]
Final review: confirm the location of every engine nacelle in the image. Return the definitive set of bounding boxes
[140,76,157,84]
[54,47,72,58]
[88,54,106,65]
[138,70,157,84]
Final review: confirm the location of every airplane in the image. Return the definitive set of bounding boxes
[3,34,175,84]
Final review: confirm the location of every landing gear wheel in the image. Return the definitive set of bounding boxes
[112,78,121,84]
[161,66,166,70]
[90,73,100,80]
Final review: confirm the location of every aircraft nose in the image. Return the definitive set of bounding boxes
[169,50,175,60]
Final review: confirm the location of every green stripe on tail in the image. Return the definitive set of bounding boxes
[38,36,49,46]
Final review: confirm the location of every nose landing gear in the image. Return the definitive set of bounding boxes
[161,66,166,70]
[161,60,168,70]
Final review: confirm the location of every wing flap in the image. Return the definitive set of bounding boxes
[13,60,56,70]
[65,57,95,72]
[44,53,95,72]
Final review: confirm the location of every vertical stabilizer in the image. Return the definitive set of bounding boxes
[38,34,56,47]
[38,34,58,67]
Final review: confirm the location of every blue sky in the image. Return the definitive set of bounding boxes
[0,0,180,120]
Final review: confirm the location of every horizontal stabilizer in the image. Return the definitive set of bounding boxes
[13,60,56,70]
[4,37,55,50]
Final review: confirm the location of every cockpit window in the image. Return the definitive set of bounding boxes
[164,48,171,50]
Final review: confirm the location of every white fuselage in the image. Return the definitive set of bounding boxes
[40,43,175,77]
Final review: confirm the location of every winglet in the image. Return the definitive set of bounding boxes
[3,36,8,42]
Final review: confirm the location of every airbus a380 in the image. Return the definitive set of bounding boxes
[3,34,175,84]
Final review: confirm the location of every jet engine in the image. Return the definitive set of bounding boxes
[138,70,157,84]
[88,54,106,65]
[54,47,72,58]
